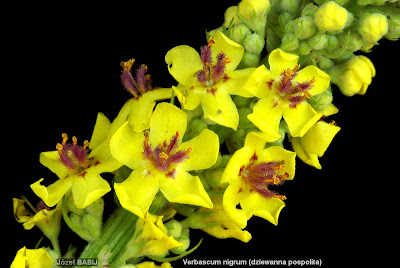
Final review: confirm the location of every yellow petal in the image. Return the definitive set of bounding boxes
[224,68,255,97]
[221,146,253,184]
[268,48,299,76]
[11,247,53,268]
[247,97,283,139]
[301,121,341,157]
[89,112,111,149]
[71,172,111,209]
[109,98,133,136]
[149,103,187,146]
[165,45,203,86]
[173,84,201,110]
[39,151,70,179]
[110,121,145,170]
[13,198,32,223]
[295,65,330,96]
[179,129,219,171]
[242,65,274,98]
[114,169,161,218]
[291,138,322,169]
[240,192,286,226]
[30,178,72,207]
[212,31,244,72]
[223,180,249,229]
[200,87,239,130]
[159,168,213,209]
[258,146,296,180]
[282,102,321,137]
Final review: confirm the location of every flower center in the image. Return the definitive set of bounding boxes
[56,133,93,175]
[268,65,315,108]
[239,153,288,200]
[120,58,153,98]
[143,131,192,175]
[196,38,231,87]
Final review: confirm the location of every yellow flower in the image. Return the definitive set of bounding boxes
[110,103,219,218]
[336,55,376,96]
[314,1,349,32]
[135,261,172,268]
[358,13,388,43]
[134,213,183,256]
[199,195,252,243]
[165,31,254,130]
[120,59,173,132]
[13,198,62,231]
[290,105,340,169]
[31,131,122,209]
[11,247,53,268]
[244,49,330,138]
[222,133,296,228]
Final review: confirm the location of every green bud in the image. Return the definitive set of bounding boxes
[70,213,82,225]
[164,220,182,239]
[278,12,293,31]
[84,198,104,218]
[281,33,299,51]
[229,23,251,45]
[181,227,190,237]
[226,128,246,153]
[170,235,190,255]
[301,3,318,17]
[190,118,208,135]
[244,33,265,54]
[266,28,281,51]
[233,95,252,108]
[386,14,400,41]
[338,32,363,52]
[308,86,333,111]
[297,41,312,55]
[238,107,255,129]
[240,51,260,67]
[204,168,227,190]
[307,32,328,50]
[317,56,334,70]
[280,0,301,17]
[293,17,316,40]
[82,214,102,239]
[326,35,339,50]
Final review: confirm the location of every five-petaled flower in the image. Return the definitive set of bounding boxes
[222,133,296,228]
[165,31,254,130]
[244,48,331,139]
[110,102,219,218]
[31,133,122,209]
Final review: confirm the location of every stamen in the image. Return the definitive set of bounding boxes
[56,133,91,174]
[61,133,68,145]
[120,59,153,98]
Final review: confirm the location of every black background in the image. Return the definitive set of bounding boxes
[4,1,398,266]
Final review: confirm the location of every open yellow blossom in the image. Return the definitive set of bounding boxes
[165,31,254,130]
[31,131,122,209]
[120,59,173,132]
[110,102,219,218]
[244,48,330,138]
[222,133,296,228]
[11,247,53,268]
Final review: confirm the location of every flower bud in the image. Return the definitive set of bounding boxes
[229,23,251,45]
[314,1,349,32]
[301,3,318,17]
[190,118,208,135]
[297,41,312,55]
[164,220,182,239]
[307,32,328,50]
[317,56,334,70]
[280,0,301,16]
[386,14,400,41]
[293,16,316,40]
[335,55,376,96]
[170,235,190,255]
[223,6,241,28]
[238,107,254,129]
[308,86,333,111]
[84,198,104,218]
[281,33,299,51]
[244,33,265,54]
[326,35,339,50]
[358,13,389,43]
[278,12,293,31]
[238,0,270,35]
[240,51,260,67]
[82,214,102,239]
[233,95,252,108]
